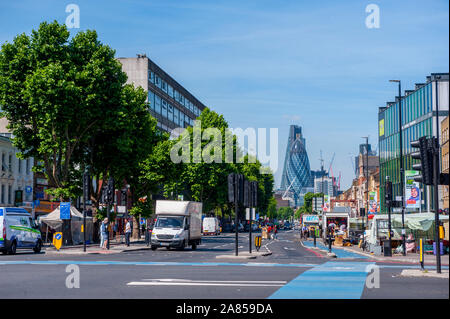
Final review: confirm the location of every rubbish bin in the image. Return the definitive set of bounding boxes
[383,240,392,257]
[433,241,444,255]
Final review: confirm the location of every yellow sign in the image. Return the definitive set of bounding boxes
[53,232,63,251]
[254,235,262,251]
[81,225,84,233]
[379,119,385,136]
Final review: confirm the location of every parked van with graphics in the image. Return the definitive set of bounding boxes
[0,207,42,255]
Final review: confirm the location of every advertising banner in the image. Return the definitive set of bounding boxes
[368,191,378,213]
[322,195,330,212]
[405,170,421,210]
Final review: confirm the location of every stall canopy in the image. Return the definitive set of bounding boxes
[390,213,448,231]
[40,206,93,244]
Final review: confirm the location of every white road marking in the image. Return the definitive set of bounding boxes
[127,279,286,287]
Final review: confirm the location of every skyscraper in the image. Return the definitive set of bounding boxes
[280,125,312,206]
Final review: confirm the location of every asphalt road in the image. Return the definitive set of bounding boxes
[0,230,448,299]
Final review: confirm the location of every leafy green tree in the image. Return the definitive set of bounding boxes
[174,108,236,214]
[267,197,278,220]
[0,21,143,202]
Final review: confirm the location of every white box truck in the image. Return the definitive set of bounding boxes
[322,207,350,240]
[202,217,220,236]
[151,200,202,250]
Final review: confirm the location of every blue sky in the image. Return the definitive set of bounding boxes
[0,0,448,190]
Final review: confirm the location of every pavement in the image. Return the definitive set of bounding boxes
[301,238,449,265]
[43,239,153,255]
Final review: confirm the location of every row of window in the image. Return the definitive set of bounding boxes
[381,82,433,138]
[379,118,432,162]
[0,185,30,204]
[148,91,194,127]
[1,153,32,175]
[149,71,201,117]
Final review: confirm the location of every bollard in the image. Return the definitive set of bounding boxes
[313,229,316,247]
[419,238,424,271]
[328,232,332,253]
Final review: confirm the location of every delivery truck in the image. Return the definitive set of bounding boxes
[202,217,220,235]
[322,207,350,241]
[151,200,202,250]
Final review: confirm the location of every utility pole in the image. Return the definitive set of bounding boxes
[390,79,406,256]
[434,75,442,273]
[362,137,369,231]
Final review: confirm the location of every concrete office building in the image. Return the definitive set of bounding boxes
[118,54,207,133]
[378,73,449,213]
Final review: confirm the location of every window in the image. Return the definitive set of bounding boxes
[18,159,21,174]
[174,108,180,126]
[161,80,168,93]
[1,184,4,203]
[8,154,12,172]
[1,153,5,171]
[155,95,161,114]
[148,91,155,110]
[8,185,12,204]
[149,71,155,84]
[155,75,161,88]
[26,159,30,175]
[168,85,174,98]
[168,104,174,122]
[161,99,168,118]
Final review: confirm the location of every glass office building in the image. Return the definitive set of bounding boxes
[118,54,207,133]
[280,125,312,206]
[378,73,449,213]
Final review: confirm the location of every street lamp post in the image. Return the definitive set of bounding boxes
[361,137,369,231]
[390,79,406,256]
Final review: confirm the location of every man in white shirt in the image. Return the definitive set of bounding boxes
[125,219,132,247]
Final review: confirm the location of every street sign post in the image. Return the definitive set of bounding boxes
[60,202,71,220]
[53,232,63,251]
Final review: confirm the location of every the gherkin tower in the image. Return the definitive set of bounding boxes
[280,125,312,206]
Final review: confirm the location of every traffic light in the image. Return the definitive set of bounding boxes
[106,177,115,204]
[411,136,433,185]
[360,207,365,217]
[385,179,393,207]
[243,180,250,208]
[251,181,258,208]
[228,174,235,203]
[83,172,90,203]
[121,189,127,206]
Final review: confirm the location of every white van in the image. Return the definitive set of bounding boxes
[0,207,42,255]
[202,217,220,236]
[151,200,202,250]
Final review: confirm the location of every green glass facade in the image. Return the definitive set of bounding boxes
[378,81,436,213]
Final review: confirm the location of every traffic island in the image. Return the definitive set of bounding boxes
[400,269,449,279]
[215,251,272,260]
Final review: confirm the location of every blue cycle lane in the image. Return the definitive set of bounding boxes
[269,241,371,299]
[302,240,369,259]
[269,261,374,299]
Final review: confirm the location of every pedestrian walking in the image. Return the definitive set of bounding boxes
[125,218,132,247]
[273,225,278,240]
[100,218,108,249]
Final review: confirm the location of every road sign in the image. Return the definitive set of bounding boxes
[53,232,63,250]
[60,202,71,220]
[245,208,256,220]
[254,235,262,251]
[25,186,32,194]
